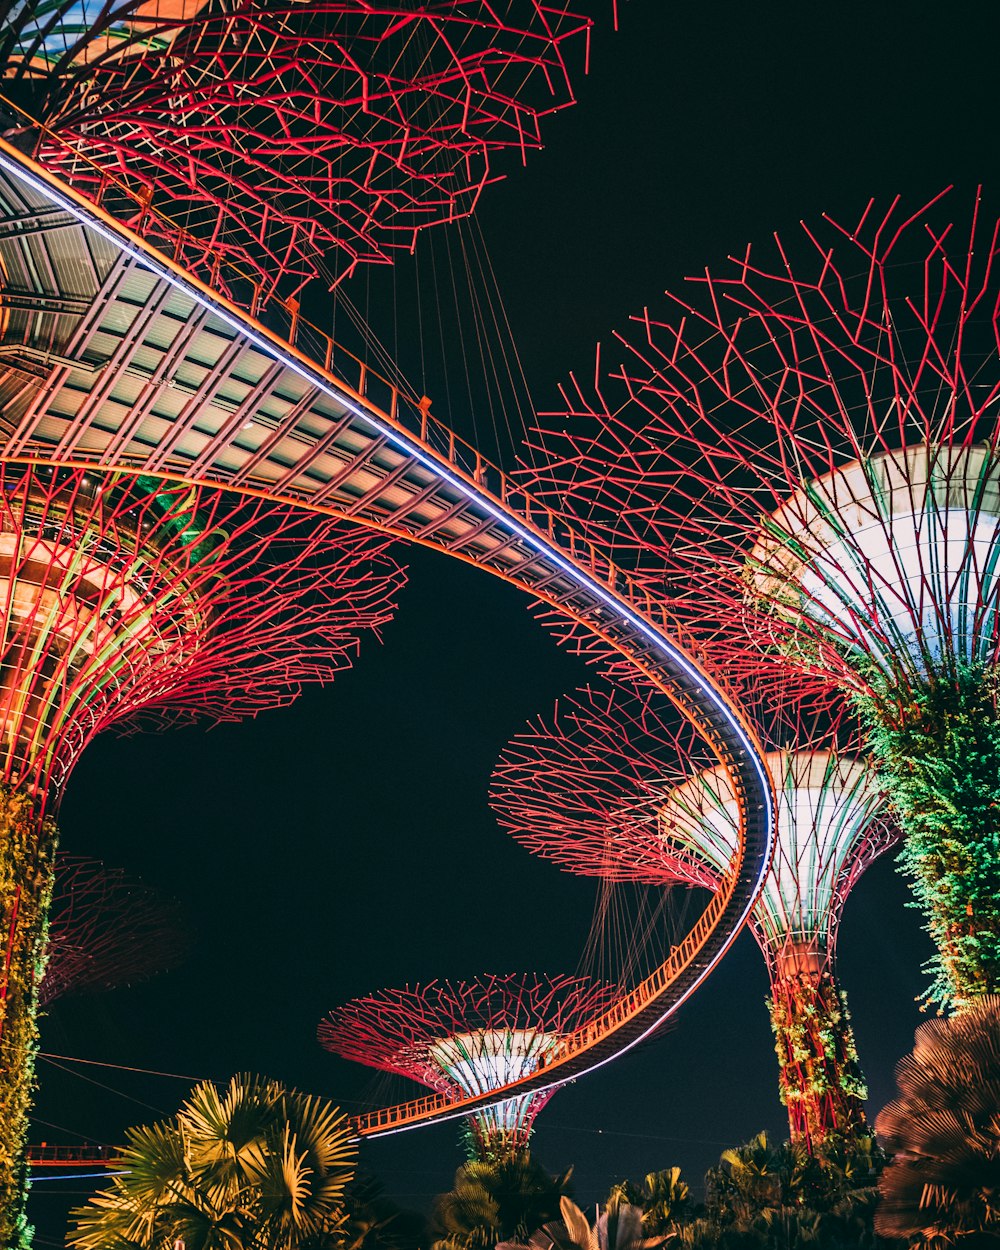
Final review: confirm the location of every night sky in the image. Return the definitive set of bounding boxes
[28,2,999,1244]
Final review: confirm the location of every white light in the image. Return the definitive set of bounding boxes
[661,751,883,949]
[430,1030,555,1134]
[749,444,1000,675]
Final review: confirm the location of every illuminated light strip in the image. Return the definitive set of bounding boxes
[28,1171,129,1183]
[0,146,774,1126]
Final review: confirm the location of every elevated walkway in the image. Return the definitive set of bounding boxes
[0,133,775,1137]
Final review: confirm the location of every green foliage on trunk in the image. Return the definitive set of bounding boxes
[767,973,867,1147]
[853,662,1000,1008]
[0,784,58,1250]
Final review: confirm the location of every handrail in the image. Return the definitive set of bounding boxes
[0,106,712,675]
[349,888,730,1132]
[0,126,773,1141]
[28,1144,118,1165]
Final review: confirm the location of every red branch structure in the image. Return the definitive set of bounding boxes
[519,193,1000,694]
[492,686,897,1148]
[1,1,589,300]
[320,973,614,1160]
[519,193,1000,1011]
[0,463,403,1243]
[41,855,188,1006]
[0,466,405,805]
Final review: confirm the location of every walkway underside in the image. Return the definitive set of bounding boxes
[0,138,774,1138]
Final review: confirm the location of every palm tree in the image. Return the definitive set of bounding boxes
[430,1153,571,1250]
[69,1074,357,1250]
[705,1132,802,1226]
[876,995,1000,1248]
[342,1173,428,1250]
[689,1130,883,1248]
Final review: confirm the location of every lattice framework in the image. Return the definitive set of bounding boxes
[320,973,614,1158]
[1,0,590,299]
[0,463,404,1247]
[492,686,895,1146]
[0,466,405,805]
[519,192,1000,1010]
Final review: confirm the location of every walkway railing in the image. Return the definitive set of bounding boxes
[0,111,773,1140]
[28,1143,119,1168]
[351,889,728,1134]
[0,96,712,674]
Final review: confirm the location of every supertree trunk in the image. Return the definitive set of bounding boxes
[767,948,868,1152]
[0,787,56,1250]
[518,196,1000,1012]
[0,465,404,1240]
[855,666,1000,1006]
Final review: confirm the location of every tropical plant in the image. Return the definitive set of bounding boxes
[665,1130,885,1248]
[430,1153,571,1250]
[705,1132,802,1226]
[876,995,1000,1248]
[854,663,1000,1008]
[498,1194,673,1250]
[68,1073,357,1250]
[606,1169,690,1237]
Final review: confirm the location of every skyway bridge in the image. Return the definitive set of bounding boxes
[0,130,775,1142]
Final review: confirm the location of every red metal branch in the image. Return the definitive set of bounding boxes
[41,854,188,1005]
[4,2,590,299]
[0,465,406,809]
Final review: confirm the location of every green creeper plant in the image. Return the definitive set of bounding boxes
[0,784,57,1250]
[767,973,867,1147]
[853,662,1000,1009]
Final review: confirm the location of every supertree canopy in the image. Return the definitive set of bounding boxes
[520,193,1000,1011]
[0,0,589,300]
[492,686,896,1148]
[320,973,614,1161]
[0,463,403,1248]
[41,854,188,1005]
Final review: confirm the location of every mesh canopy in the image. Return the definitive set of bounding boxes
[0,466,404,804]
[2,1,589,297]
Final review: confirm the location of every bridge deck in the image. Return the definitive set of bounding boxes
[0,137,774,1138]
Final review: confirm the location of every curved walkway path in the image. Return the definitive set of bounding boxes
[0,136,774,1139]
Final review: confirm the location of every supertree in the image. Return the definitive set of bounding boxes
[40,855,188,1005]
[492,685,896,1149]
[0,463,404,1248]
[519,193,1000,1011]
[320,973,615,1162]
[0,1,589,301]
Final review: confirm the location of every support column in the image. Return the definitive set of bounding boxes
[0,785,57,1250]
[768,944,868,1152]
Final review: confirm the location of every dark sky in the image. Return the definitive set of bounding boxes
[29,1,997,1243]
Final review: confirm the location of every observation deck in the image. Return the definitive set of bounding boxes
[0,131,774,1137]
